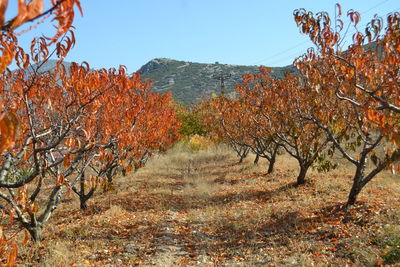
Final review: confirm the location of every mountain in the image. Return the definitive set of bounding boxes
[138,58,296,104]
[26,59,73,73]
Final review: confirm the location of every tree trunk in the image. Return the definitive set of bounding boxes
[254,154,260,165]
[267,146,279,174]
[346,164,364,206]
[267,154,275,174]
[73,172,95,210]
[347,185,361,206]
[80,196,88,210]
[296,165,309,186]
[79,172,87,210]
[107,168,114,183]
[27,224,43,242]
[238,147,249,163]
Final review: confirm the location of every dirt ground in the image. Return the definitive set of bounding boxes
[10,144,400,266]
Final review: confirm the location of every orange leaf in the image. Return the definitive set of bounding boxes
[0,47,13,77]
[0,113,10,152]
[22,229,30,246]
[6,242,18,267]
[11,0,43,29]
[74,0,83,16]
[63,154,70,168]
[335,3,342,17]
[4,112,19,143]
[11,0,28,29]
[57,174,64,185]
[125,164,133,173]
[366,109,376,121]
[0,112,19,152]
[28,202,37,214]
[0,0,8,26]
[26,0,43,21]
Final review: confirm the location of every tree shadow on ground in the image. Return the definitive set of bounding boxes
[174,200,383,264]
[168,182,298,211]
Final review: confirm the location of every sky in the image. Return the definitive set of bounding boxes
[6,0,400,72]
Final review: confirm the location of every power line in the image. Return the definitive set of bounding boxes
[361,0,390,15]
[251,40,310,65]
[264,48,311,66]
[250,0,394,67]
[341,6,400,48]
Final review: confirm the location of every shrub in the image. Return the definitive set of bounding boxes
[188,135,212,152]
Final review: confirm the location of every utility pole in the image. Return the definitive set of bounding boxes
[213,72,232,96]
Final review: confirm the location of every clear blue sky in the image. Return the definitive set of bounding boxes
[6,0,399,72]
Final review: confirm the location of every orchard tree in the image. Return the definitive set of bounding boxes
[235,78,281,171]
[217,97,253,164]
[202,96,254,164]
[293,5,400,205]
[0,0,81,262]
[0,57,135,241]
[71,70,180,210]
[88,73,180,185]
[238,68,332,183]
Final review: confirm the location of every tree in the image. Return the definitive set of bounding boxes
[70,72,180,210]
[293,5,400,205]
[201,96,254,164]
[235,78,281,172]
[0,58,128,241]
[0,0,82,261]
[237,68,331,183]
[175,103,208,137]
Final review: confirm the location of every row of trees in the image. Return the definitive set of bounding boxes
[202,5,399,207]
[0,1,180,265]
[0,60,179,242]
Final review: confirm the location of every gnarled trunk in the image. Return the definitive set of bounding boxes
[27,224,43,242]
[238,146,250,164]
[346,163,365,206]
[254,154,260,165]
[267,145,279,174]
[267,158,275,174]
[72,173,96,210]
[296,164,309,186]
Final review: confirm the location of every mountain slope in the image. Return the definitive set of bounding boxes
[26,59,73,73]
[138,58,296,104]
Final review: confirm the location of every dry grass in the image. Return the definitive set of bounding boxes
[9,143,400,266]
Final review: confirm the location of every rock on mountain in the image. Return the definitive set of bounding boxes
[138,58,296,104]
[26,59,73,73]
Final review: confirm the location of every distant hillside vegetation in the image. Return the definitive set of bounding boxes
[138,58,296,104]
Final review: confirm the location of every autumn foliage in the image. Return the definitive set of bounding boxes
[0,1,180,265]
[202,6,399,207]
[0,1,399,265]
[0,1,82,264]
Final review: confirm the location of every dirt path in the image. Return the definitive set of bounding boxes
[142,150,232,266]
[147,205,190,266]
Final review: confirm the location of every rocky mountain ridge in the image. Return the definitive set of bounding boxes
[138,58,296,104]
